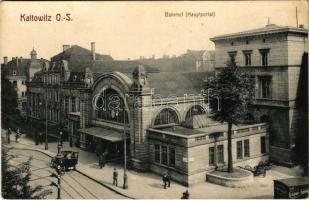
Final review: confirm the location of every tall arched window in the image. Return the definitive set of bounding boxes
[95,88,129,124]
[154,108,179,126]
[185,105,206,120]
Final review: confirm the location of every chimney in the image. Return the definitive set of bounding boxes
[63,45,70,52]
[3,56,8,65]
[20,57,23,63]
[299,24,304,28]
[91,42,96,60]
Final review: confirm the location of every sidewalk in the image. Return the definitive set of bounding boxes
[2,129,303,199]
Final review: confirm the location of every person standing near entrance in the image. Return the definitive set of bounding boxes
[15,128,21,143]
[7,128,12,144]
[113,168,118,186]
[99,154,104,169]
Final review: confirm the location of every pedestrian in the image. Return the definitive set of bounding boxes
[162,174,167,189]
[39,132,43,145]
[113,168,118,186]
[99,154,104,169]
[7,128,11,144]
[167,172,171,188]
[35,132,39,145]
[102,151,107,167]
[15,128,20,143]
[181,190,190,199]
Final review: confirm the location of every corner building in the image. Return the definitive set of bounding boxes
[211,24,308,166]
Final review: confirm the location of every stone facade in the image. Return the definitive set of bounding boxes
[148,123,269,186]
[211,24,308,166]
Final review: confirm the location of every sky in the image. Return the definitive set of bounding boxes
[0,1,307,62]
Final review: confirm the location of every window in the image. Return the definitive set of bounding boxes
[22,80,25,85]
[261,136,267,154]
[155,144,160,163]
[13,70,16,75]
[71,97,76,112]
[228,51,237,62]
[244,139,250,157]
[259,49,269,66]
[237,141,243,159]
[243,50,252,66]
[13,81,17,86]
[209,147,215,166]
[22,92,25,97]
[259,77,272,99]
[65,97,69,113]
[169,147,176,166]
[161,146,168,165]
[217,145,224,164]
[154,108,179,126]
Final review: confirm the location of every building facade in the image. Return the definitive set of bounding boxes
[210,24,308,166]
[2,49,49,118]
[27,42,269,186]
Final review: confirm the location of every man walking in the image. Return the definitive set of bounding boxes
[162,174,167,189]
[167,172,171,188]
[113,168,118,186]
[7,128,12,144]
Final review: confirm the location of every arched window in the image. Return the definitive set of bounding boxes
[95,88,129,124]
[154,108,179,126]
[185,105,206,120]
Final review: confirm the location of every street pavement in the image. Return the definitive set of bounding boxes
[7,148,126,199]
[2,129,304,199]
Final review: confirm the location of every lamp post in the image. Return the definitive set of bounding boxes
[58,131,63,155]
[45,92,48,150]
[123,94,129,189]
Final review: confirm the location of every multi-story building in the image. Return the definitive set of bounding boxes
[210,24,308,166]
[2,49,49,117]
[27,43,269,186]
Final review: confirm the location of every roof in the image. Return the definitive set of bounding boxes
[147,72,214,97]
[78,127,124,142]
[51,45,113,72]
[3,58,48,77]
[274,177,309,187]
[211,24,308,41]
[152,123,266,138]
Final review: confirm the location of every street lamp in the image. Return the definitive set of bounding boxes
[58,131,63,155]
[123,93,129,189]
[39,100,48,150]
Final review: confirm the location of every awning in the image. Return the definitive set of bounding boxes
[78,127,125,142]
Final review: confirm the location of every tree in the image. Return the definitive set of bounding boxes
[2,147,52,199]
[1,75,18,129]
[205,59,254,173]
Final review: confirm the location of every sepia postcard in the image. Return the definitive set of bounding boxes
[0,1,308,199]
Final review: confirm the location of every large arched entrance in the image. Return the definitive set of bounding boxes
[78,72,132,163]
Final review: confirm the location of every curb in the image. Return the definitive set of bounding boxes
[7,144,134,199]
[76,169,134,199]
